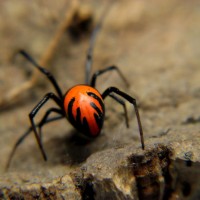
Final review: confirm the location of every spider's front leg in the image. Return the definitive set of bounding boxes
[102,87,145,150]
[29,92,63,160]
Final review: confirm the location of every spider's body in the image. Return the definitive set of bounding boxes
[6,16,145,169]
[64,85,105,137]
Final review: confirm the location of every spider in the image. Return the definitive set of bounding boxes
[6,19,144,169]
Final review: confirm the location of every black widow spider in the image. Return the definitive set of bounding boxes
[6,13,144,169]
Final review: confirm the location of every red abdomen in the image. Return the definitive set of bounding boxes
[64,85,105,137]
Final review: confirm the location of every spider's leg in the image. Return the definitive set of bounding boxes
[19,51,63,99]
[38,108,64,139]
[85,6,110,84]
[29,92,63,161]
[6,109,64,170]
[6,126,32,170]
[102,87,144,150]
[108,94,129,128]
[85,21,102,84]
[90,66,129,88]
[91,66,129,127]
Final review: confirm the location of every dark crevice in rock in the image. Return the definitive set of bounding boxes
[172,158,200,200]
[73,173,95,200]
[82,178,95,200]
[2,146,200,199]
[128,145,173,200]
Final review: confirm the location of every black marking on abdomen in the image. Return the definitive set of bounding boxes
[90,102,104,129]
[68,97,76,125]
[90,102,102,116]
[67,97,94,137]
[76,107,81,125]
[82,117,90,134]
[87,92,105,113]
